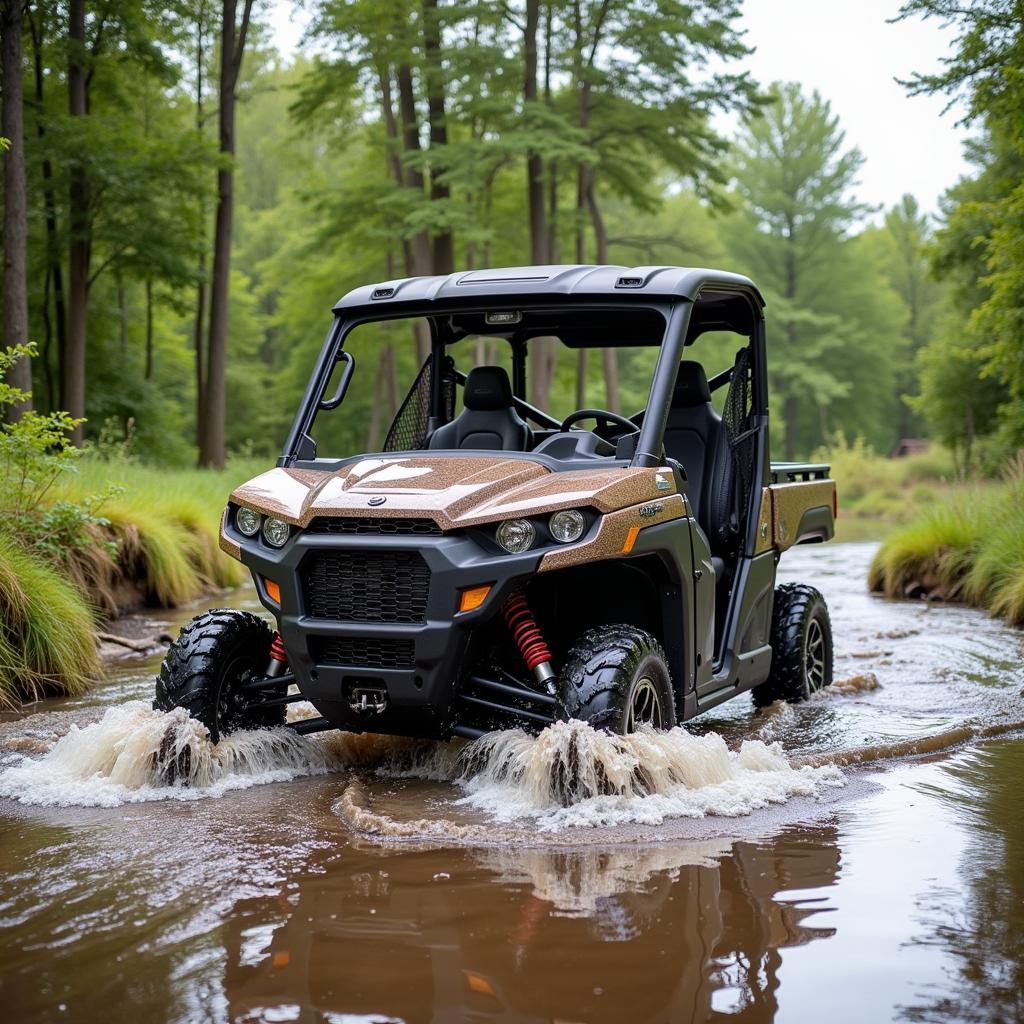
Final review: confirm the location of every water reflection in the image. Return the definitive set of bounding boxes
[218,827,841,1023]
[899,740,1024,1024]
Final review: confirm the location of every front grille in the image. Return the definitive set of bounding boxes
[308,517,443,536]
[314,636,415,670]
[302,550,430,623]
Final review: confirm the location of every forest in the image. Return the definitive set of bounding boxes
[1,0,1023,697]
[0,0,1019,469]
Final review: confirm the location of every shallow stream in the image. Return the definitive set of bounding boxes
[2,543,1023,1023]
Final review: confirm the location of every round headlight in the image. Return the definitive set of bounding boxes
[235,506,261,537]
[262,516,290,548]
[496,518,536,554]
[549,509,585,544]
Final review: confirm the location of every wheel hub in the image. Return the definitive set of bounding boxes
[626,676,663,732]
[805,618,826,691]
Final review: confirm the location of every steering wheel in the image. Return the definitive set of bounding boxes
[560,408,638,441]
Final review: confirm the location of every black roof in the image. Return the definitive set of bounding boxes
[333,264,764,312]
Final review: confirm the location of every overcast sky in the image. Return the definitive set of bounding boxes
[268,0,971,222]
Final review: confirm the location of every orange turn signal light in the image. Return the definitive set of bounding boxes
[264,578,281,604]
[458,584,492,613]
[464,970,497,997]
[622,525,641,554]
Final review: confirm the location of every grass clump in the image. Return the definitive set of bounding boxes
[0,531,99,708]
[51,459,262,610]
[869,460,1024,625]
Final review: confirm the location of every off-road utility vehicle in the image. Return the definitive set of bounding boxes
[156,265,837,742]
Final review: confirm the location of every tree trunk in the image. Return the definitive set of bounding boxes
[29,6,67,412]
[783,227,799,458]
[524,0,547,265]
[378,65,413,275]
[784,394,798,461]
[421,0,453,274]
[199,0,253,469]
[144,279,154,379]
[584,168,618,412]
[396,61,431,365]
[116,274,128,352]
[1,0,31,416]
[194,7,207,448]
[65,0,89,445]
[524,0,556,410]
[396,63,431,279]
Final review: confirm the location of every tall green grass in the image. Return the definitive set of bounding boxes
[0,531,100,708]
[51,459,264,608]
[869,466,1024,625]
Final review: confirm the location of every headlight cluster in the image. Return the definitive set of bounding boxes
[495,509,587,553]
[233,506,291,548]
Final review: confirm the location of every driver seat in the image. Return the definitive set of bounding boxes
[428,366,531,451]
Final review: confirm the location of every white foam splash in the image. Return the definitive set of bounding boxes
[1,705,845,829]
[0,701,343,807]
[382,719,846,831]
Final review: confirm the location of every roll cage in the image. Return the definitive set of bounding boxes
[280,268,769,517]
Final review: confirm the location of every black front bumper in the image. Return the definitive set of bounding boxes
[231,521,544,738]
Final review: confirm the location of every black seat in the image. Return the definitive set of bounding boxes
[428,366,531,451]
[664,362,725,535]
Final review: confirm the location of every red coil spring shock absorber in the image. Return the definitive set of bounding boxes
[267,632,289,678]
[502,591,556,689]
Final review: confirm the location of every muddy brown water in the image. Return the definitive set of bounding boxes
[2,542,1023,1023]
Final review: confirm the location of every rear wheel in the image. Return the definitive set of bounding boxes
[559,625,677,734]
[753,583,833,707]
[154,609,285,742]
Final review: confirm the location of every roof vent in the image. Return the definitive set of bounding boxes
[616,275,644,288]
[371,286,395,300]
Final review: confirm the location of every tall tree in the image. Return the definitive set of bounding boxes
[1,0,31,416]
[724,83,880,458]
[566,0,758,412]
[193,0,211,449]
[861,195,945,438]
[65,0,88,443]
[199,0,254,468]
[26,2,65,411]
[897,0,1024,455]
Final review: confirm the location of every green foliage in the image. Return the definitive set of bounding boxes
[897,0,1024,462]
[0,345,119,569]
[814,433,955,521]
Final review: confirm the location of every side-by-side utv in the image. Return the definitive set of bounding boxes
[156,265,837,742]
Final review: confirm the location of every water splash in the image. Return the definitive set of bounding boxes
[0,701,412,808]
[369,719,846,832]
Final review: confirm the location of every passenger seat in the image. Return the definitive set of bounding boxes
[428,366,531,451]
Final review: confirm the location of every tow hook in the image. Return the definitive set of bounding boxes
[502,591,556,692]
[348,684,388,715]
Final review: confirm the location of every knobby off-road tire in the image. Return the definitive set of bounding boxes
[154,609,284,742]
[559,625,677,734]
[753,583,833,708]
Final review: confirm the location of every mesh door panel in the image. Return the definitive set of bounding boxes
[383,356,456,452]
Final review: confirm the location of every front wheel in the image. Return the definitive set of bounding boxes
[753,583,833,707]
[154,609,285,742]
[559,624,677,734]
